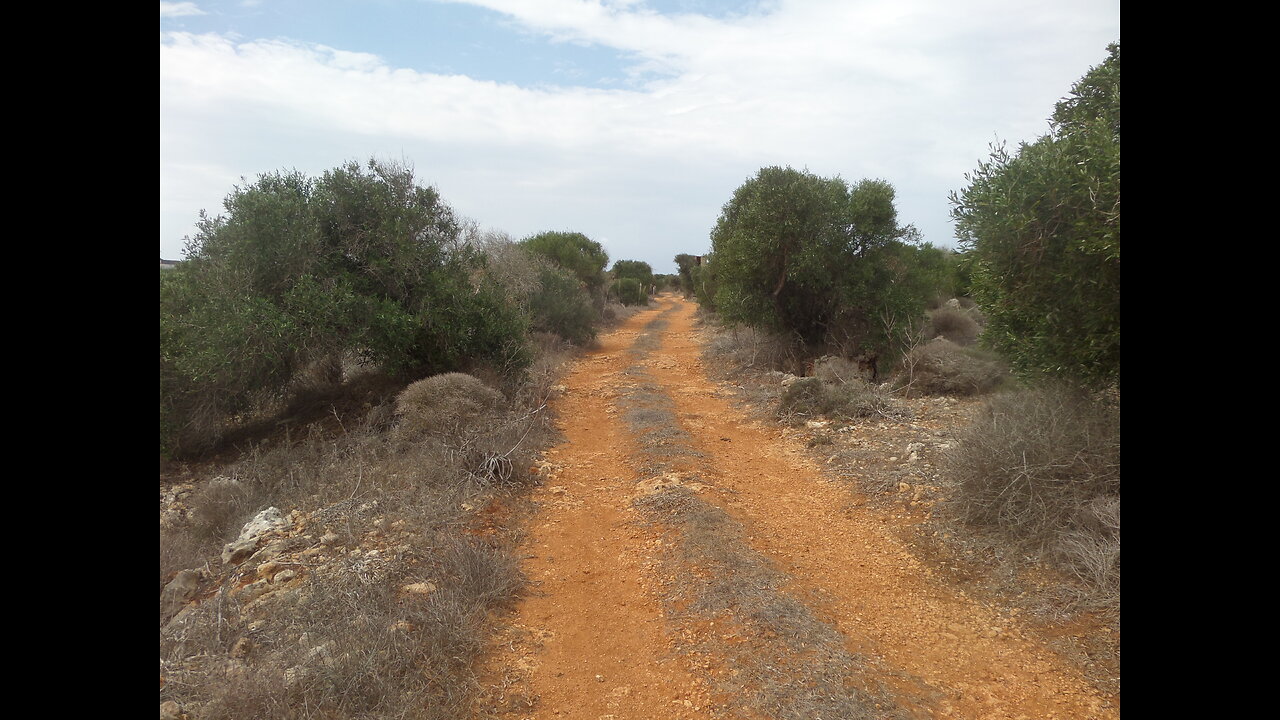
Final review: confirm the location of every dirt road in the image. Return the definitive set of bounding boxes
[479,295,1117,720]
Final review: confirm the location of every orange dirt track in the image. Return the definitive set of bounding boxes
[478,295,1117,720]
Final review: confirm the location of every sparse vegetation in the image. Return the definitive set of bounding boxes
[898,338,1008,397]
[941,384,1120,612]
[926,304,982,345]
[160,365,554,719]
[777,377,892,422]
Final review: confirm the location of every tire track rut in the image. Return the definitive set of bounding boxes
[478,295,1117,720]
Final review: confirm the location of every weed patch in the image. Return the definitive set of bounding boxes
[635,486,907,720]
[898,339,1007,397]
[941,384,1120,613]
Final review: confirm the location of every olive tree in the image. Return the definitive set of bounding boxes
[518,231,609,296]
[709,167,936,361]
[160,159,529,454]
[950,43,1120,386]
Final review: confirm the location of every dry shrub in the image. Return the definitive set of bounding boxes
[394,373,505,442]
[601,301,639,327]
[928,306,981,345]
[186,477,261,542]
[179,535,522,720]
[943,384,1120,600]
[159,529,208,595]
[777,377,890,422]
[706,325,804,375]
[900,338,1007,396]
[813,355,870,384]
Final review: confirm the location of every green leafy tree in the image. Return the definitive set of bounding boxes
[614,277,647,306]
[951,43,1120,386]
[519,231,609,296]
[611,259,654,288]
[526,266,598,345]
[674,253,698,296]
[161,159,529,455]
[710,167,935,360]
[689,255,719,312]
[477,237,598,346]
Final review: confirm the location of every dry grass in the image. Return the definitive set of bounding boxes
[163,534,520,720]
[161,346,567,719]
[941,384,1120,613]
[634,485,906,720]
[927,306,981,346]
[704,324,805,376]
[898,338,1008,397]
[813,355,871,384]
[777,377,895,423]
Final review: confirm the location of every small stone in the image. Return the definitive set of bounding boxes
[221,537,258,565]
[274,569,297,584]
[234,580,271,604]
[595,674,605,682]
[320,532,340,545]
[231,636,253,658]
[160,700,182,720]
[402,581,437,595]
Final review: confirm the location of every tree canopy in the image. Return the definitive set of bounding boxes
[519,231,609,294]
[161,159,528,453]
[611,259,654,286]
[709,166,939,355]
[951,42,1120,386]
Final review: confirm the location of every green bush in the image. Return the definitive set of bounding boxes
[160,159,529,456]
[614,277,648,306]
[611,259,654,288]
[710,168,949,368]
[519,231,609,297]
[951,43,1120,386]
[527,266,598,345]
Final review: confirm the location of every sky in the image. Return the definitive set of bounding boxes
[160,0,1119,274]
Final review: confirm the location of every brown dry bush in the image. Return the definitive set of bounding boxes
[170,534,521,720]
[185,476,262,542]
[161,425,531,719]
[942,384,1120,607]
[394,372,505,443]
[705,325,805,375]
[927,305,981,345]
[812,355,869,385]
[777,377,892,422]
[899,338,1007,396]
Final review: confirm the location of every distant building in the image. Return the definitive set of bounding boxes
[160,258,180,270]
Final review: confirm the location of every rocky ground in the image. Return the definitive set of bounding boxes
[161,293,1119,720]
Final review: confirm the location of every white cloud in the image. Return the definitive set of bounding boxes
[160,2,206,17]
[160,1,1119,270]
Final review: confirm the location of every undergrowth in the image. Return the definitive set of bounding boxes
[161,343,570,719]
